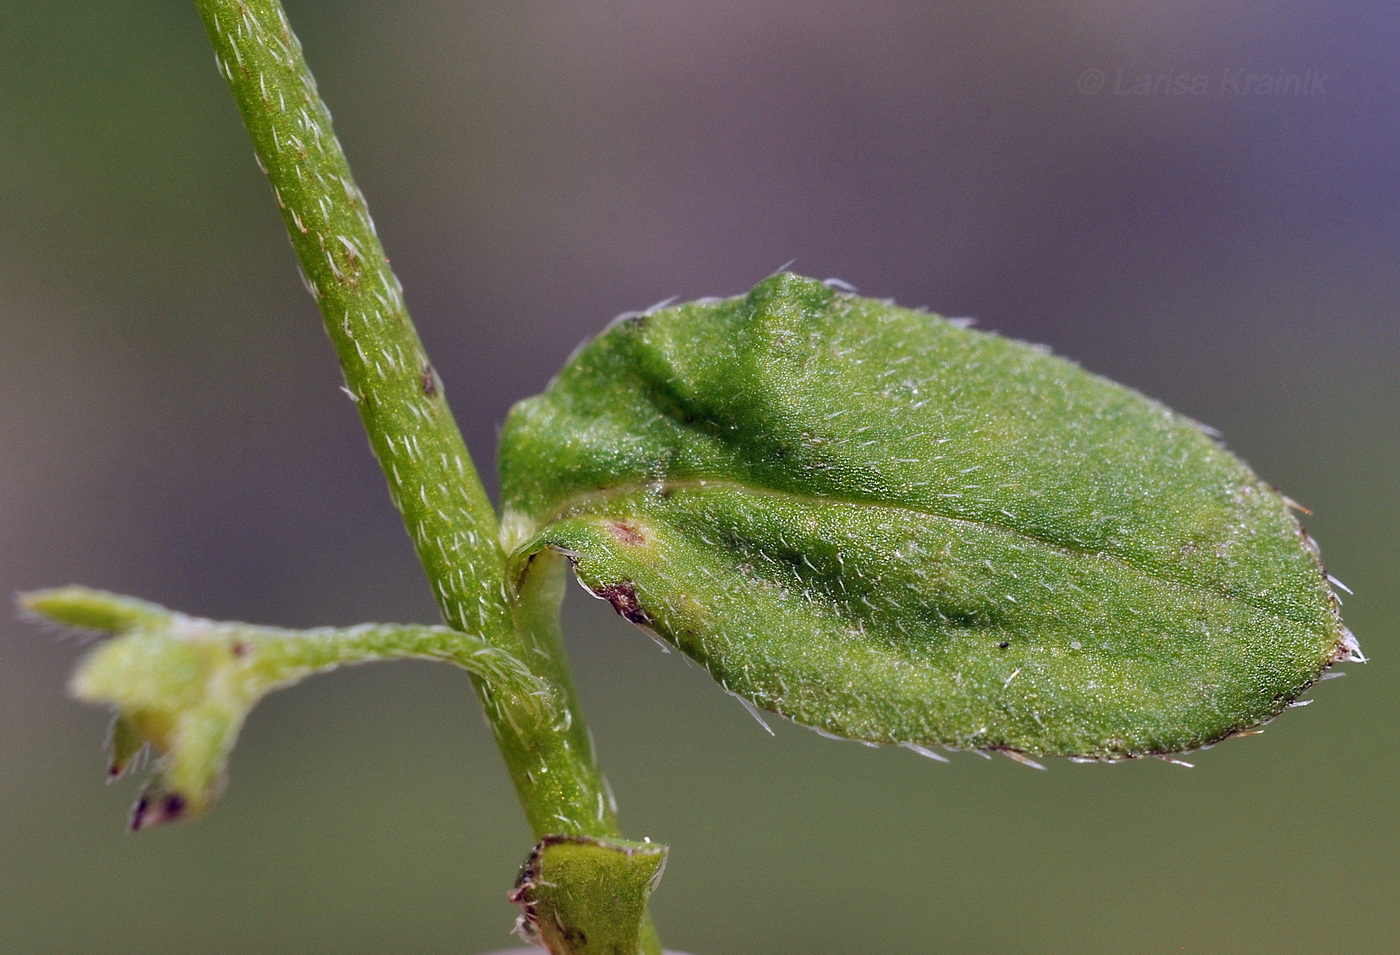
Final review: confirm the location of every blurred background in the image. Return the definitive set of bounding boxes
[2,1,1396,952]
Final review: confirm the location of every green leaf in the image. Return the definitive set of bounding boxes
[510,834,667,955]
[499,273,1360,760]
[21,587,559,827]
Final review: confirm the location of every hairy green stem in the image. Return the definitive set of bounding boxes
[188,4,649,938]
[195,0,506,643]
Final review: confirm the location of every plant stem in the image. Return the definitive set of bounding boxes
[190,0,624,859]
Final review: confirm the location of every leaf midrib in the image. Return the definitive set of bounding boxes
[526,477,1327,633]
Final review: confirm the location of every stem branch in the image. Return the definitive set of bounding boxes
[191,0,624,854]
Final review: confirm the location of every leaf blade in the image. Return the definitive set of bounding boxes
[500,273,1355,758]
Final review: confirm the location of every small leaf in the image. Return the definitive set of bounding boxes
[21,588,558,827]
[510,834,667,955]
[107,715,147,780]
[20,586,170,634]
[63,606,252,827]
[499,273,1359,760]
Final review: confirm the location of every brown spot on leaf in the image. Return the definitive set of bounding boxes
[595,581,653,626]
[608,521,646,546]
[420,363,438,397]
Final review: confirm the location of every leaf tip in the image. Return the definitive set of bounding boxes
[18,586,170,635]
[1333,625,1366,664]
[130,789,189,832]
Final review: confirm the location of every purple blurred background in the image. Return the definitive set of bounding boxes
[3,2,1396,952]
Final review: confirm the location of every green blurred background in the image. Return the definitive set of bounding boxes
[3,2,1396,952]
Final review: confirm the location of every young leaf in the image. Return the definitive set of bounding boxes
[499,273,1360,760]
[21,587,558,827]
